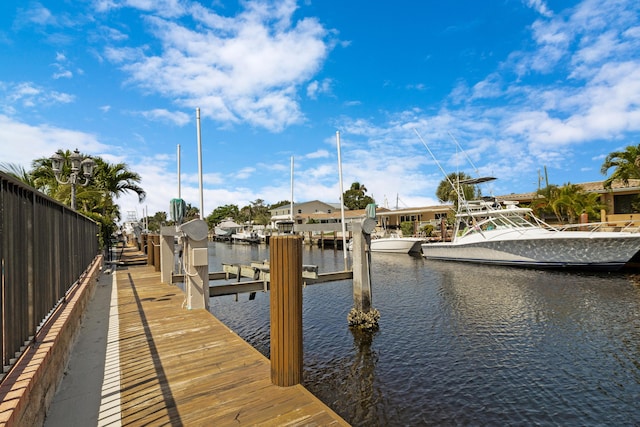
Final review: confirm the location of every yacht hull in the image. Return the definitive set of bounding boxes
[422,230,640,270]
[371,237,425,254]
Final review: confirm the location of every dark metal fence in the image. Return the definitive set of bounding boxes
[0,172,99,377]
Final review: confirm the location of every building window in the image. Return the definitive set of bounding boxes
[614,194,638,214]
[298,209,302,214]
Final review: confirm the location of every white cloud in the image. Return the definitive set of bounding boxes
[1,82,75,112]
[53,70,73,79]
[235,167,256,179]
[523,0,553,18]
[307,78,332,99]
[16,3,56,27]
[0,114,108,168]
[305,149,329,159]
[139,108,190,126]
[104,0,332,132]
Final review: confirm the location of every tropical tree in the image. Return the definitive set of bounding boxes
[435,172,481,205]
[0,162,36,186]
[144,211,169,233]
[30,151,72,201]
[270,200,290,209]
[184,203,200,222]
[19,150,146,248]
[247,199,271,225]
[206,204,240,229]
[528,184,561,219]
[92,158,146,202]
[528,182,605,224]
[601,144,640,188]
[343,182,375,210]
[551,183,605,224]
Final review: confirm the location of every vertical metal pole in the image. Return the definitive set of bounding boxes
[196,108,204,219]
[70,176,76,210]
[336,131,348,270]
[290,156,294,228]
[177,144,181,199]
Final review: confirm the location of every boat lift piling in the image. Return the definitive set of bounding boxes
[270,235,303,386]
[347,217,380,330]
[159,219,378,385]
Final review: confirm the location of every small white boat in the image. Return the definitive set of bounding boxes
[348,232,426,254]
[231,230,262,244]
[370,232,425,254]
[421,178,640,270]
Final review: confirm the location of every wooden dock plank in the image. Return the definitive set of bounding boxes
[113,262,349,426]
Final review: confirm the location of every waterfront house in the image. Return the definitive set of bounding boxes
[269,200,344,231]
[497,179,640,225]
[285,179,640,236]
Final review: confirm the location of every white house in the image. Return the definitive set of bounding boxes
[269,200,344,231]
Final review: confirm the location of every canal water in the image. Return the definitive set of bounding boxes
[207,241,640,426]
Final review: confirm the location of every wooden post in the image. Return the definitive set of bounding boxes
[153,235,160,271]
[160,226,176,284]
[147,234,154,265]
[270,235,303,387]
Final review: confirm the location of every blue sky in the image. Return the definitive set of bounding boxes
[1,0,639,219]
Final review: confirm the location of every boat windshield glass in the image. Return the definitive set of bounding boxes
[458,211,536,237]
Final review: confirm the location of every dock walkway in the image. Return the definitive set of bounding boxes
[45,246,349,426]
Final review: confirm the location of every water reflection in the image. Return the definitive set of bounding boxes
[208,242,640,426]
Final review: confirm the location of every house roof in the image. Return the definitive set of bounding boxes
[217,219,242,228]
[496,179,640,202]
[268,199,344,213]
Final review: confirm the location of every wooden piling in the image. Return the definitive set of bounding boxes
[351,227,372,312]
[146,234,154,265]
[153,235,160,271]
[269,235,303,387]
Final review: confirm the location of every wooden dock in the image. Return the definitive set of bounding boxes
[111,247,349,426]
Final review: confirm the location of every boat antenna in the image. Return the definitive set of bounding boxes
[413,128,463,200]
[448,131,479,176]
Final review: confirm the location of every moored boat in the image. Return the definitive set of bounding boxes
[421,178,640,270]
[370,233,425,254]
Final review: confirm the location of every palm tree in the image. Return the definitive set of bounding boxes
[538,183,605,224]
[0,162,36,187]
[528,184,560,220]
[435,172,480,205]
[30,151,70,200]
[92,157,146,203]
[343,182,375,210]
[601,144,640,188]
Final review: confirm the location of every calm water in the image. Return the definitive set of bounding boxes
[207,241,640,426]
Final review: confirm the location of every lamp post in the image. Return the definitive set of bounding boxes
[50,149,96,210]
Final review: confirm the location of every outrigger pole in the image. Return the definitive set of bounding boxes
[336,131,348,271]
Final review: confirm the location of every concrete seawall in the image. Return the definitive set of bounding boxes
[0,255,103,427]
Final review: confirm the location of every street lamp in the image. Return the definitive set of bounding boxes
[50,148,96,210]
